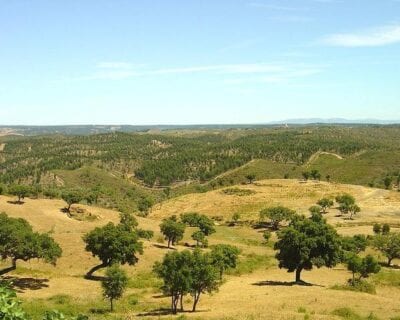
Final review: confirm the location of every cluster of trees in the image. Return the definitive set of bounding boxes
[159,213,216,248]
[153,245,239,314]
[2,126,395,188]
[0,212,62,275]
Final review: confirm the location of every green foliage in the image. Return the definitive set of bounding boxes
[8,185,31,203]
[191,231,208,248]
[309,205,322,215]
[137,197,154,217]
[317,198,334,213]
[0,283,27,320]
[274,213,342,282]
[118,212,138,232]
[160,216,186,248]
[83,222,143,276]
[263,230,272,242]
[260,206,295,230]
[197,215,216,236]
[245,174,256,184]
[373,223,382,235]
[346,254,380,284]
[336,194,360,219]
[341,235,368,254]
[332,279,376,294]
[101,265,128,311]
[180,212,201,227]
[0,212,62,273]
[373,233,400,266]
[153,249,220,313]
[61,189,84,212]
[383,176,393,189]
[382,223,391,235]
[210,244,240,279]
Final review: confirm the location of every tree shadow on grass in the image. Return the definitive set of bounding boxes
[7,201,25,205]
[152,244,176,250]
[136,308,173,317]
[252,280,324,287]
[1,276,49,292]
[137,308,207,317]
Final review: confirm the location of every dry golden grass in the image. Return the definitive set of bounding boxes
[1,180,400,319]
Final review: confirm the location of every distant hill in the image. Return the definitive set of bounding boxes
[268,118,400,125]
[1,120,400,136]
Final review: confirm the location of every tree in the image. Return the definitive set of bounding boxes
[382,223,391,235]
[181,212,201,226]
[373,223,382,235]
[210,244,240,279]
[197,215,216,236]
[326,174,331,183]
[192,231,207,248]
[83,222,143,278]
[317,198,334,214]
[373,233,400,266]
[101,265,128,311]
[309,206,322,215]
[274,213,341,283]
[346,254,380,285]
[260,206,295,230]
[310,169,321,181]
[0,213,62,275]
[383,176,392,190]
[245,174,256,184]
[154,249,221,314]
[302,171,310,181]
[348,204,361,220]
[8,185,31,203]
[138,197,155,217]
[160,216,186,248]
[153,250,193,314]
[61,189,84,214]
[335,194,358,217]
[189,249,220,312]
[118,212,138,232]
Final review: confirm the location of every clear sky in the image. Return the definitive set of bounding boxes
[1,0,399,125]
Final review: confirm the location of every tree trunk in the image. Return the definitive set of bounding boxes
[192,292,200,312]
[352,271,355,286]
[295,267,303,283]
[388,257,393,266]
[168,239,171,248]
[85,262,108,280]
[110,298,114,312]
[0,258,17,275]
[180,294,184,312]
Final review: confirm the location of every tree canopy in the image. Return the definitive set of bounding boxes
[260,206,295,230]
[83,222,143,278]
[0,212,62,275]
[160,216,186,248]
[274,213,342,282]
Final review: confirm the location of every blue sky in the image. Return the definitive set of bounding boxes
[1,0,399,125]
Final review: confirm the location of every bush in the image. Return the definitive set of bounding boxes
[331,279,376,294]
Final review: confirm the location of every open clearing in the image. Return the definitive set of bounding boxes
[1,179,400,319]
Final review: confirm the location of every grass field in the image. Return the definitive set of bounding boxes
[1,179,400,319]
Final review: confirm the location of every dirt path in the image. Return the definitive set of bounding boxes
[307,151,343,165]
